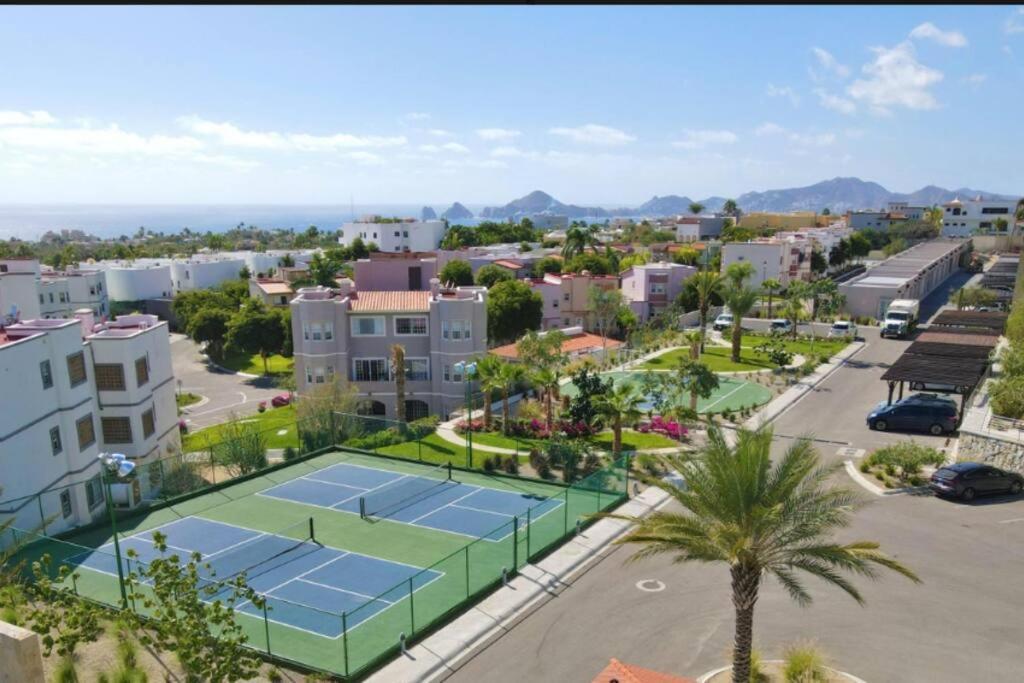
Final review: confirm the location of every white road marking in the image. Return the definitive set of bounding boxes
[636,579,666,592]
[998,518,1024,524]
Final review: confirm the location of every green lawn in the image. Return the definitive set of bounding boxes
[220,351,294,376]
[375,432,463,464]
[183,404,299,451]
[467,428,679,454]
[175,392,202,408]
[639,336,850,373]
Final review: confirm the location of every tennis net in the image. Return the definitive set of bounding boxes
[359,462,454,520]
[201,517,317,585]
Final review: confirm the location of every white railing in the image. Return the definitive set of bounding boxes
[987,413,1024,441]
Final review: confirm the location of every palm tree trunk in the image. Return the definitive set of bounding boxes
[767,292,773,318]
[730,564,760,683]
[731,322,742,363]
[614,416,621,454]
[502,388,510,435]
[484,394,493,430]
[699,306,707,352]
[545,388,553,432]
[690,388,698,412]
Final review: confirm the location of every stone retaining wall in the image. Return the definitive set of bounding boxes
[957,431,1024,473]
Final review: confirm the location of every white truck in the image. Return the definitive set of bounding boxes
[880,299,920,339]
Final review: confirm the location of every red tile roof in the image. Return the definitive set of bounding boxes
[493,259,524,270]
[490,331,623,360]
[349,291,431,312]
[592,658,696,683]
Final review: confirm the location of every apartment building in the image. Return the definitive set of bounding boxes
[170,257,245,293]
[290,279,487,420]
[249,279,294,307]
[352,252,438,291]
[338,219,447,253]
[620,262,698,322]
[941,196,1020,237]
[527,272,620,331]
[0,259,108,321]
[674,215,725,243]
[847,202,929,231]
[720,237,813,289]
[0,312,179,535]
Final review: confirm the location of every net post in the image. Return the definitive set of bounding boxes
[36,494,46,536]
[342,612,350,676]
[408,577,416,632]
[359,497,366,519]
[262,601,271,654]
[512,517,518,569]
[308,517,315,543]
[563,490,569,534]
[447,462,452,481]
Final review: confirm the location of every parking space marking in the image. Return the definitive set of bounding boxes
[998,518,1024,524]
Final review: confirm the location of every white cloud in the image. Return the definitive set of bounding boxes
[1005,8,1024,35]
[548,123,636,145]
[475,128,522,141]
[345,151,385,165]
[404,112,430,121]
[0,124,204,157]
[441,142,469,153]
[753,122,835,147]
[0,110,57,126]
[766,84,800,106]
[846,42,943,114]
[909,22,968,47]
[814,88,857,114]
[670,129,738,149]
[962,73,988,84]
[417,144,440,153]
[427,128,454,138]
[441,158,507,169]
[490,145,528,158]
[755,122,787,137]
[177,116,407,150]
[811,47,851,79]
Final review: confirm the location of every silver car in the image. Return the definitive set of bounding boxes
[828,320,857,339]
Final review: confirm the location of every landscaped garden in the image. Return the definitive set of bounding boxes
[638,335,850,373]
[182,403,300,451]
[219,351,294,376]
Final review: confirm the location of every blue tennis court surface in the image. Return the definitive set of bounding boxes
[66,517,440,637]
[258,462,563,540]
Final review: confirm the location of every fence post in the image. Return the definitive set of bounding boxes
[408,577,416,632]
[526,507,531,560]
[512,517,519,569]
[624,454,630,498]
[342,612,350,677]
[263,602,271,654]
[36,494,46,536]
[210,449,216,485]
[563,490,569,534]
[464,545,470,598]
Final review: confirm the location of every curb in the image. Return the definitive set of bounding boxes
[179,393,211,411]
[697,661,867,683]
[843,460,930,497]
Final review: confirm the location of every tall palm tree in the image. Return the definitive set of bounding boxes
[761,278,781,318]
[595,382,643,454]
[531,366,561,432]
[724,261,756,289]
[722,285,758,363]
[676,358,719,411]
[474,355,506,430]
[498,362,527,435]
[686,271,724,352]
[784,283,810,339]
[612,424,920,682]
[391,344,406,422]
[688,202,705,216]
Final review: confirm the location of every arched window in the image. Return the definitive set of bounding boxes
[356,400,386,417]
[404,400,430,421]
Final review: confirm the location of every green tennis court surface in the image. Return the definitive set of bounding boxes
[561,371,772,414]
[11,448,627,679]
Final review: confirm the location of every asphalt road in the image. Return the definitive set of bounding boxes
[170,334,282,430]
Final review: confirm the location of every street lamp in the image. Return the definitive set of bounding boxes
[454,361,477,468]
[97,452,135,608]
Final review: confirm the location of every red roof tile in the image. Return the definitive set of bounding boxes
[493,259,524,270]
[592,658,696,683]
[349,291,430,312]
[490,331,623,360]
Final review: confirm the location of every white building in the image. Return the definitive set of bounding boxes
[338,219,447,253]
[170,257,245,293]
[90,261,174,302]
[941,197,1020,237]
[775,226,853,260]
[674,215,726,243]
[1,260,109,321]
[0,312,180,535]
[720,237,813,289]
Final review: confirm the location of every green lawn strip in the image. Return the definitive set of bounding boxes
[219,351,294,376]
[460,428,678,454]
[175,392,202,408]
[182,404,299,452]
[373,432,465,465]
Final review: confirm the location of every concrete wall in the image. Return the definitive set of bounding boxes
[0,621,44,683]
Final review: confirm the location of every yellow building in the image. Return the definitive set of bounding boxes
[737,212,832,230]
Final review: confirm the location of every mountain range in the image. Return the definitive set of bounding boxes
[458,178,1016,221]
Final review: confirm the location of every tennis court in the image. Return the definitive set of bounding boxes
[258,461,563,541]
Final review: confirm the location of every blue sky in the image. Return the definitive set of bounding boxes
[0,5,1021,206]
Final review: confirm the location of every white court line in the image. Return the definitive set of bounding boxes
[701,380,749,413]
[408,487,483,524]
[294,577,394,604]
[235,551,351,613]
[203,532,270,560]
[331,473,414,507]
[301,475,371,492]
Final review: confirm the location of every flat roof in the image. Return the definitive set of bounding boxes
[916,330,1000,347]
[904,341,992,359]
[881,354,988,387]
[929,310,1008,331]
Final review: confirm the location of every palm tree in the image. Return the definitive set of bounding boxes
[688,202,705,216]
[595,382,643,454]
[724,261,756,289]
[498,362,526,435]
[761,278,781,318]
[810,279,838,321]
[676,358,719,411]
[612,424,920,683]
[531,366,561,432]
[782,287,808,339]
[722,285,758,363]
[722,199,739,217]
[475,355,506,430]
[684,329,702,360]
[391,344,406,422]
[686,271,724,352]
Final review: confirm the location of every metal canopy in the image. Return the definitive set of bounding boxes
[929,309,1008,330]
[916,329,1000,346]
[904,341,992,359]
[881,354,988,387]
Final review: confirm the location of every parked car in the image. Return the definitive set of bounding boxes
[867,396,959,435]
[769,318,792,335]
[930,462,1024,501]
[828,320,858,339]
[713,312,734,331]
[873,393,958,412]
[271,393,292,408]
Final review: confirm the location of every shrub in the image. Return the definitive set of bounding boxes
[257,401,267,413]
[529,449,553,479]
[283,446,298,461]
[635,453,663,476]
[991,376,1024,419]
[482,456,496,473]
[502,455,519,474]
[783,642,829,682]
[346,427,406,450]
[859,460,870,473]
[866,442,945,484]
[160,460,208,497]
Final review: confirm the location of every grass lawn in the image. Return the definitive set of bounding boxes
[639,336,851,373]
[219,351,294,376]
[467,428,679,454]
[175,392,201,408]
[183,403,299,451]
[375,431,464,465]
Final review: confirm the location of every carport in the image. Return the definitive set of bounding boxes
[928,309,1009,332]
[880,350,990,414]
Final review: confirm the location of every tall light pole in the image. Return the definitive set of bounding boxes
[454,361,477,468]
[97,453,135,608]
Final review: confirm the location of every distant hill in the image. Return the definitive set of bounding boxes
[441,202,473,221]
[420,206,437,220]
[480,190,611,219]
[635,195,695,216]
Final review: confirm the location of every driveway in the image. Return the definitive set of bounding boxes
[170,334,283,430]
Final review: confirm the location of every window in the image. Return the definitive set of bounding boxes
[981,207,1009,214]
[403,231,409,238]
[563,293,570,301]
[142,408,155,438]
[552,299,559,308]
[650,283,666,295]
[39,293,43,304]
[60,491,72,518]
[58,292,67,303]
[94,363,126,391]
[101,417,133,444]
[85,475,104,510]
[314,367,326,384]
[67,352,87,387]
[50,426,62,455]
[49,292,54,303]
[445,363,464,383]
[444,320,471,340]
[353,359,389,382]
[351,316,384,336]
[394,231,400,237]
[76,414,96,449]
[395,317,428,335]
[563,318,570,326]
[405,358,429,381]
[135,356,149,386]
[443,364,451,382]
[405,400,429,420]
[305,366,313,384]
[90,286,96,296]
[40,360,53,389]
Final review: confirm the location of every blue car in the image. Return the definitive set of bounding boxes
[867,396,958,436]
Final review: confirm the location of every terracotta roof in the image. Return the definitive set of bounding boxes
[349,291,430,312]
[592,658,696,683]
[253,280,293,295]
[490,331,623,360]
[493,259,524,270]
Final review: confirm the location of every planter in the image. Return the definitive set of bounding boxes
[698,660,866,683]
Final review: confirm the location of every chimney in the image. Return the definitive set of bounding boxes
[334,278,354,297]
[73,308,95,337]
[429,277,441,297]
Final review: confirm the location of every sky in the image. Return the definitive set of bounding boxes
[0,5,1022,207]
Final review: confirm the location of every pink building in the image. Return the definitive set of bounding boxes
[526,272,620,331]
[620,262,698,322]
[352,252,438,291]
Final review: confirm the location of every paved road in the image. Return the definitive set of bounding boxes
[170,334,282,430]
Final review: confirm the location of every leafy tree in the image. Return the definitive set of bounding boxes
[26,555,104,669]
[829,239,849,268]
[991,376,1024,419]
[439,259,474,286]
[238,265,251,280]
[951,286,998,310]
[516,329,567,371]
[123,532,265,683]
[564,253,614,275]
[638,371,672,417]
[761,278,781,318]
[883,237,908,257]
[532,257,562,277]
[172,289,233,332]
[225,301,286,374]
[619,252,649,270]
[722,285,758,362]
[589,286,626,348]
[210,415,268,476]
[486,280,543,344]
[351,236,370,259]
[566,367,611,426]
[686,271,724,351]
[613,424,920,683]
[187,307,232,360]
[475,264,514,288]
[672,247,700,266]
[810,249,828,275]
[595,381,643,454]
[689,202,705,215]
[722,199,739,217]
[676,358,719,412]
[847,232,871,261]
[218,279,250,309]
[615,306,639,339]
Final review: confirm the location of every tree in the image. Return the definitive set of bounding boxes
[847,232,871,262]
[498,362,526,435]
[613,424,920,683]
[280,253,295,267]
[123,531,265,682]
[350,236,370,259]
[689,202,705,216]
[589,286,626,351]
[951,286,998,310]
[531,366,561,432]
[187,307,232,360]
[595,381,643,454]
[225,301,286,374]
[761,278,781,318]
[686,271,724,352]
[532,257,562,277]
[439,259,474,286]
[722,285,758,363]
[722,199,739,217]
[564,253,614,275]
[308,252,340,287]
[516,329,567,371]
[475,264,514,288]
[172,289,233,332]
[724,261,755,289]
[821,207,831,216]
[210,415,268,476]
[474,355,506,430]
[783,283,810,338]
[26,555,103,674]
[829,240,849,268]
[567,367,610,426]
[487,280,543,344]
[238,265,251,280]
[392,344,406,422]
[562,225,598,259]
[810,249,828,275]
[672,247,700,266]
[676,358,719,412]
[809,278,839,320]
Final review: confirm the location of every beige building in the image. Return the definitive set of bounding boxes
[249,278,294,307]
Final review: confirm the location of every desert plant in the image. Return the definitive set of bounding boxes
[783,642,829,682]
[865,443,945,484]
[283,446,298,461]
